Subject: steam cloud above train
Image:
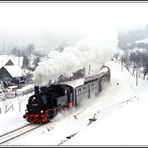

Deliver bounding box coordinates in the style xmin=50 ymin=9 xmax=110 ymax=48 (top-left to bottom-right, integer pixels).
xmin=34 ymin=26 xmax=118 ymax=86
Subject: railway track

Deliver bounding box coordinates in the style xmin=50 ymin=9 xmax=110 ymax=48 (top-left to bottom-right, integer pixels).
xmin=0 ymin=123 xmax=43 ymax=145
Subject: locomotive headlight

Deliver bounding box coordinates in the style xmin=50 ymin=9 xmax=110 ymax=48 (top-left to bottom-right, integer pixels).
xmin=40 ymin=110 xmax=43 ymax=114
xmin=32 ymin=96 xmax=36 ymax=101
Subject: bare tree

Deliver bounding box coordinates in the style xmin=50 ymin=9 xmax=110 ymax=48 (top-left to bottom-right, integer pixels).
xmin=141 ymin=52 xmax=148 ymax=80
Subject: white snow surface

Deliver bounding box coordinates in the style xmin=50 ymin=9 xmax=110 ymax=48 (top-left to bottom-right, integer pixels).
xmin=0 ymin=61 xmax=148 ymax=146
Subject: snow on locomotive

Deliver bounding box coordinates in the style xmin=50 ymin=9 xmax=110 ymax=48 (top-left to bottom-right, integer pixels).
xmin=23 ymin=65 xmax=110 ymax=123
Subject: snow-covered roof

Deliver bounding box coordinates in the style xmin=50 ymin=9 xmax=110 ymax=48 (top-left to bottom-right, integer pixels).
xmin=0 ymin=55 xmax=23 ymax=68
xmin=4 ymin=65 xmax=25 ymax=78
xmin=60 ymin=78 xmax=85 ymax=88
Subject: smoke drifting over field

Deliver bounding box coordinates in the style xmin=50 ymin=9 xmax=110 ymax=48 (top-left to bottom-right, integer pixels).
xmin=34 ymin=26 xmax=118 ymax=86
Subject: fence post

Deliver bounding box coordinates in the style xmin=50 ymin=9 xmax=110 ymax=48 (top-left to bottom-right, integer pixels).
xmin=19 ymin=102 xmax=21 ymax=112
xmin=5 ymin=104 xmax=14 ymax=113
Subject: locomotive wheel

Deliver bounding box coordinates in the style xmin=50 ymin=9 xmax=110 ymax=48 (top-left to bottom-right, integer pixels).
xmin=48 ymin=109 xmax=57 ymax=119
xmin=23 ymin=114 xmax=27 ymax=118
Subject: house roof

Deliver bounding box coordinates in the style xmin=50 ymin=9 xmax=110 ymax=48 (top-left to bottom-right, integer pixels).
xmin=4 ymin=65 xmax=25 ymax=78
xmin=0 ymin=55 xmax=23 ymax=68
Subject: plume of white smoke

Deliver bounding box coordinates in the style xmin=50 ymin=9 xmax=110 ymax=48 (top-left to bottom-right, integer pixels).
xmin=34 ymin=26 xmax=118 ymax=86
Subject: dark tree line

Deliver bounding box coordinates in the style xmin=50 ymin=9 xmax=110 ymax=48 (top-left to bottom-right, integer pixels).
xmin=10 ymin=43 xmax=42 ymax=71
xmin=117 ymin=24 xmax=148 ymax=80
xmin=120 ymin=49 xmax=148 ymax=80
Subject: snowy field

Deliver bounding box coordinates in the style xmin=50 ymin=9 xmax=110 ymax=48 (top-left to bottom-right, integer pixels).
xmin=0 ymin=61 xmax=148 ymax=146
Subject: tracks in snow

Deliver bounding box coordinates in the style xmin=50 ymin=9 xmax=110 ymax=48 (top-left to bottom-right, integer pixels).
xmin=0 ymin=96 xmax=139 ymax=145
xmin=0 ymin=123 xmax=43 ymax=145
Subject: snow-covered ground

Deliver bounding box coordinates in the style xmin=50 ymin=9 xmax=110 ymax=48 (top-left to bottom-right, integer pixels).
xmin=0 ymin=61 xmax=148 ymax=146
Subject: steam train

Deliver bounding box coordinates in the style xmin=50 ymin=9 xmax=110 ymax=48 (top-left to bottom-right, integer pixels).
xmin=23 ymin=66 xmax=110 ymax=123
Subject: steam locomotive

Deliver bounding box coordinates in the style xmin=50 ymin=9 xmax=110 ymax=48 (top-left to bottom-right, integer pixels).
xmin=23 ymin=66 xmax=110 ymax=123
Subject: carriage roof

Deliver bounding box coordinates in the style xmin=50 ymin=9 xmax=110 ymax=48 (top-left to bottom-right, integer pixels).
xmin=60 ymin=78 xmax=85 ymax=88
xmin=60 ymin=66 xmax=110 ymax=88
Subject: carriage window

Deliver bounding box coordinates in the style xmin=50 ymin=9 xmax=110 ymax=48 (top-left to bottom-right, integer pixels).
xmin=76 ymin=90 xmax=78 ymax=95
xmin=85 ymin=86 xmax=87 ymax=91
xmin=91 ymin=83 xmax=94 ymax=88
xmin=83 ymin=87 xmax=85 ymax=92
xmin=78 ymin=88 xmax=81 ymax=95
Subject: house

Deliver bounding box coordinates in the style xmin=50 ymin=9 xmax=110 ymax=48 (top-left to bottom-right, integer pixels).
xmin=0 ymin=65 xmax=26 ymax=88
xmin=0 ymin=55 xmax=23 ymax=68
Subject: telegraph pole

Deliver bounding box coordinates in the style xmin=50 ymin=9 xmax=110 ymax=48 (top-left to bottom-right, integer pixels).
xmin=18 ymin=50 xmax=20 ymax=67
xmin=88 ymin=65 xmax=91 ymax=76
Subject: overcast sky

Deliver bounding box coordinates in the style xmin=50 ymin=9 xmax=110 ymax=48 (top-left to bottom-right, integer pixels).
xmin=0 ymin=2 xmax=148 ymax=50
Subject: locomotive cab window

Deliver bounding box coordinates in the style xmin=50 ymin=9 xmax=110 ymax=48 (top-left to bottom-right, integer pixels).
xmin=64 ymin=89 xmax=67 ymax=95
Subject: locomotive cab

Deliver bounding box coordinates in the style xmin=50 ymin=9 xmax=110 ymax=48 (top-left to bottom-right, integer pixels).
xmin=48 ymin=84 xmax=73 ymax=108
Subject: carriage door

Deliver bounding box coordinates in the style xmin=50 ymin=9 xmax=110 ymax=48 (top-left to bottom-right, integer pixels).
xmin=88 ymin=84 xmax=90 ymax=99
xmin=98 ymin=79 xmax=102 ymax=92
xmin=74 ymin=89 xmax=77 ymax=106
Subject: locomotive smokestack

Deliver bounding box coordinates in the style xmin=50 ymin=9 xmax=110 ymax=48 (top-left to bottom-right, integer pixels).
xmin=34 ymin=86 xmax=40 ymax=95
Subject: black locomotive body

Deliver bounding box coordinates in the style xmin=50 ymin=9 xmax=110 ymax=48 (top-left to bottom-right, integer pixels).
xmin=23 ymin=65 xmax=110 ymax=123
